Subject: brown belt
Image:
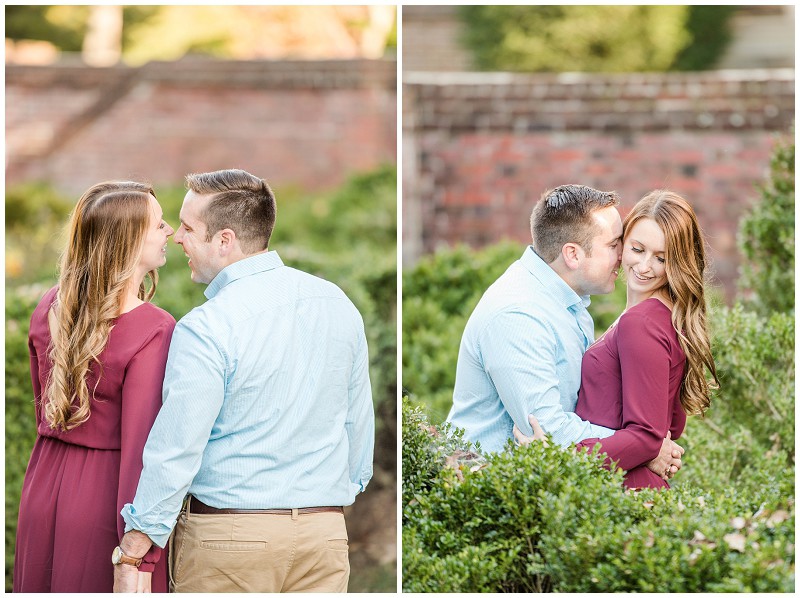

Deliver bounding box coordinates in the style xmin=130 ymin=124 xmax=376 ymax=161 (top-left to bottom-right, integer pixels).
xmin=188 ymin=496 xmax=343 ymax=516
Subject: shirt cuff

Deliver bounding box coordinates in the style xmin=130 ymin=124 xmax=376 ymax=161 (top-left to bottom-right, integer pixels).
xmin=121 ymin=503 xmax=174 ymax=549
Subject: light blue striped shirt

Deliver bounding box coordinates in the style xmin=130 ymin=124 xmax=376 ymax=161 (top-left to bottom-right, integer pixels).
xmin=122 ymin=251 xmax=374 ymax=547
xmin=447 ymin=246 xmax=614 ymax=453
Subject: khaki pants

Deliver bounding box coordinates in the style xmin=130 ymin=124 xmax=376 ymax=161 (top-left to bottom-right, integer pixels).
xmin=169 ymin=505 xmax=350 ymax=593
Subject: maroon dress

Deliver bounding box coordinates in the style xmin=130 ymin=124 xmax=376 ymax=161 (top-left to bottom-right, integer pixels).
xmin=13 ymin=286 xmax=175 ymax=592
xmin=575 ymin=298 xmax=687 ymax=489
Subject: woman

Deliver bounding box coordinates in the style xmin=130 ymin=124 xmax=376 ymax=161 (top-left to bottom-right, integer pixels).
xmin=14 ymin=181 xmax=175 ymax=592
xmin=518 ymin=190 xmax=719 ymax=490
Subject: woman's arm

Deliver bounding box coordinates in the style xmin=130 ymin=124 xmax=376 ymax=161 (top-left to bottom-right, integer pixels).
xmin=117 ymin=317 xmax=175 ymax=572
xmin=28 ymin=335 xmax=43 ymax=427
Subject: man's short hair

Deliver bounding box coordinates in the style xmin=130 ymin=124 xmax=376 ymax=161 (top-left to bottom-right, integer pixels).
xmin=186 ymin=169 xmax=276 ymax=254
xmin=530 ymin=184 xmax=619 ymax=263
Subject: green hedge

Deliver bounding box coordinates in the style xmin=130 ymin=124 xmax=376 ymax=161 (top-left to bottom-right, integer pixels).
xmin=5 ymin=166 xmax=397 ymax=591
xmin=402 ymin=395 xmax=794 ymax=592
xmin=401 ymin=246 xmax=795 ymax=591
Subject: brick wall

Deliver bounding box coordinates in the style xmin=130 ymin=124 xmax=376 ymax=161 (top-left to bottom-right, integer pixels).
xmin=7 ymin=58 xmax=396 ymax=195
xmin=403 ymin=69 xmax=795 ymax=301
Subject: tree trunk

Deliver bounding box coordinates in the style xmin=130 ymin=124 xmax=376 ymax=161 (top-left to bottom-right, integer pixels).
xmin=83 ymin=5 xmax=123 ymax=66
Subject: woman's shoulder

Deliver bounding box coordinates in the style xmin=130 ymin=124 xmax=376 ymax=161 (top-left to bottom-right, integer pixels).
xmin=115 ymin=302 xmax=176 ymax=345
xmin=622 ymin=297 xmax=672 ymax=321
xmin=32 ymin=284 xmax=58 ymax=312
xmin=109 ymin=303 xmax=176 ymax=361
xmin=617 ymin=298 xmax=676 ymax=339
xmin=121 ymin=302 xmax=176 ymax=326
xmin=29 ymin=285 xmax=59 ymax=332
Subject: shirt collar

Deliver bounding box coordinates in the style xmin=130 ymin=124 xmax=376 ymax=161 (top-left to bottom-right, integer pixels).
xmin=204 ymin=250 xmax=284 ymax=299
xmin=519 ymin=246 xmax=591 ymax=310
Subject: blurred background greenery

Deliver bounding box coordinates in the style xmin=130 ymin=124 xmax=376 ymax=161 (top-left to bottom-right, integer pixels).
xmin=6 ymin=5 xmax=397 ymax=64
xmin=6 ymin=165 xmax=397 ymax=592
xmin=458 ymin=5 xmax=736 ymax=73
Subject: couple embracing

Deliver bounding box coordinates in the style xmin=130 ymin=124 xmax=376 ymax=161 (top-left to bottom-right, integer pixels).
xmin=14 ymin=169 xmax=375 ymax=593
xmin=449 ymin=184 xmax=719 ymax=489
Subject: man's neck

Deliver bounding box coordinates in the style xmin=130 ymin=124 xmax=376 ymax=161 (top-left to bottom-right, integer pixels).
xmin=546 ymin=255 xmax=583 ymax=297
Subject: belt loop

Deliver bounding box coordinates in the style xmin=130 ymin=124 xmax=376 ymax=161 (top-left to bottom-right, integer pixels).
xmin=184 ymin=495 xmax=192 ymax=521
xmin=291 ymin=508 xmax=299 ymax=521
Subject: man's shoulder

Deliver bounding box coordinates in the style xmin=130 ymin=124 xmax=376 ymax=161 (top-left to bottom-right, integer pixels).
xmin=280 ymin=267 xmax=363 ymax=320
xmin=474 ymin=261 xmax=554 ymax=317
xmin=288 ymin=266 xmax=350 ymax=299
xmin=176 ymin=267 xmax=360 ymax=329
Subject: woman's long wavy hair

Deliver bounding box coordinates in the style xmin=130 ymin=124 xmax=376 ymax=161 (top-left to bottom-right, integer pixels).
xmin=623 ymin=190 xmax=720 ymax=416
xmin=44 ymin=182 xmax=158 ymax=431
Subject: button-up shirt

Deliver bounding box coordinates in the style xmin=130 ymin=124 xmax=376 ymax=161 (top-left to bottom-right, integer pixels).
xmin=447 ymin=246 xmax=614 ymax=453
xmin=122 ymin=251 xmax=374 ymax=547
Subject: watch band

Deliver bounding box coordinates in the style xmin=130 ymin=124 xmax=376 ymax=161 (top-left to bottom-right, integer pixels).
xmin=112 ymin=545 xmax=143 ymax=567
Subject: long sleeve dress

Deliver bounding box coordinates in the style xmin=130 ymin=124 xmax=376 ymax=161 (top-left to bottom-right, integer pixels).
xmin=13 ymin=286 xmax=175 ymax=592
xmin=574 ymin=298 xmax=687 ymax=489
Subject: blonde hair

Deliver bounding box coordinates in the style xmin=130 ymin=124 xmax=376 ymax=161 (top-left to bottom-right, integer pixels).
xmin=44 ymin=181 xmax=158 ymax=430
xmin=623 ymin=190 xmax=720 ymax=416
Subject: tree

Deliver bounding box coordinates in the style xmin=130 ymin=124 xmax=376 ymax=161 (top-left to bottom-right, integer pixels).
xmin=5 ymin=5 xmax=158 ymax=62
xmin=6 ymin=6 xmax=396 ymax=65
xmin=737 ymin=134 xmax=795 ymax=315
xmin=5 ymin=5 xmax=88 ymax=51
xmin=82 ymin=6 xmax=122 ymax=66
xmin=458 ymin=6 xmax=735 ymax=73
xmin=672 ymin=6 xmax=738 ymax=71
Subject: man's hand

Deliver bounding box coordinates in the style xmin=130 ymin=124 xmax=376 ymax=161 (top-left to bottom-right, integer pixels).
xmin=113 ymin=530 xmax=154 ymax=593
xmin=646 ymin=431 xmax=684 ymax=481
xmin=137 ymin=571 xmax=152 ymax=593
xmin=512 ymin=414 xmax=549 ymax=447
xmin=113 ymin=564 xmax=140 ymax=593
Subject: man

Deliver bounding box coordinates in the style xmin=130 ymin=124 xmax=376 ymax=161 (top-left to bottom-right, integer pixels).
xmin=447 ymin=184 xmax=681 ymax=476
xmin=113 ymin=169 xmax=374 ymax=592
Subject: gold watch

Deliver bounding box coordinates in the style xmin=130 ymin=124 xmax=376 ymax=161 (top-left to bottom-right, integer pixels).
xmin=111 ymin=545 xmax=143 ymax=567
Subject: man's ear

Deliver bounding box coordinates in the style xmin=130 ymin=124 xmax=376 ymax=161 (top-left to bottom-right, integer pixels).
xmin=561 ymin=243 xmax=583 ymax=271
xmin=217 ymin=229 xmax=237 ymax=256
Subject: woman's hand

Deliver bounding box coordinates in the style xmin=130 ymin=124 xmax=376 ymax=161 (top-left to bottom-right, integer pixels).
xmin=513 ymin=414 xmax=548 ymax=447
xmin=645 ymin=431 xmax=684 ymax=481
xmin=137 ymin=571 xmax=152 ymax=593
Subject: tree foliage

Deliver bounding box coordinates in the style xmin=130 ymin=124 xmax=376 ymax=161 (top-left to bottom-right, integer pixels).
xmin=459 ymin=5 xmax=736 ymax=72
xmin=737 ymin=135 xmax=795 ymax=315
xmin=5 ymin=5 xmax=396 ymax=64
xmin=5 ymin=6 xmax=158 ymax=52
xmin=671 ymin=6 xmax=738 ymax=71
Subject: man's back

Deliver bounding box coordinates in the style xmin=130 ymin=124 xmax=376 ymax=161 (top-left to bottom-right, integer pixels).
xmin=127 ymin=251 xmax=374 ymax=545
xmin=178 ymin=253 xmax=373 ymax=507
